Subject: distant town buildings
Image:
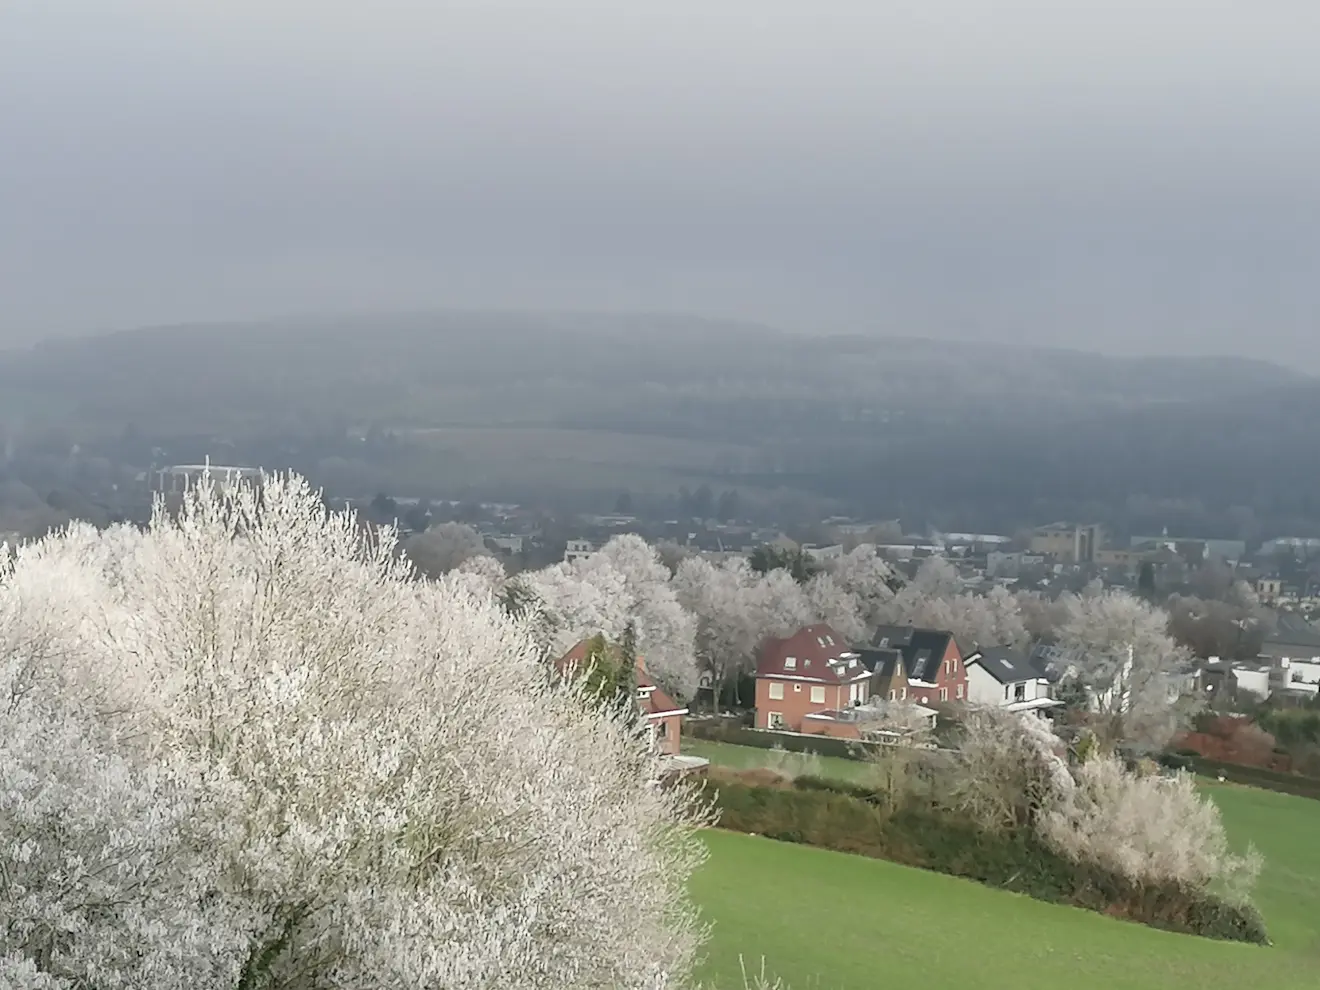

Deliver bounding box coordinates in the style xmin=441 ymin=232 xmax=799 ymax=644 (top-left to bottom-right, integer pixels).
xmin=153 ymin=463 xmax=262 ymax=494
xmin=1028 ymin=523 xmax=1104 ymax=564
xmin=563 ymin=539 xmax=598 ymax=564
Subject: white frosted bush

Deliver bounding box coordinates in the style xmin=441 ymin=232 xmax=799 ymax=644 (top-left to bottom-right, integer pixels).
xmin=0 ymin=473 xmax=712 ymax=989
xmin=1038 ymin=756 xmax=1261 ymax=901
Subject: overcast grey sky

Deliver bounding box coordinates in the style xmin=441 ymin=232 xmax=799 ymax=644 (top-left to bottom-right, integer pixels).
xmin=2 ymin=1 xmax=1318 ymax=365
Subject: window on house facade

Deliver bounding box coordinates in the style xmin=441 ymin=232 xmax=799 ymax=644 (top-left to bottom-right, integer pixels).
xmin=940 ymin=687 xmax=948 ymax=702
xmin=784 ymin=656 xmax=797 ymax=669
xmin=768 ymin=712 xmax=786 ymax=729
xmin=1014 ymin=682 xmax=1027 ymax=702
xmin=769 ymin=682 xmax=784 ymax=700
xmin=889 ymin=689 xmax=896 ymax=701
xmin=956 ymin=683 xmax=964 ymax=699
xmin=810 ymin=686 xmax=826 ymax=704
xmin=900 ymin=687 xmax=907 ymax=700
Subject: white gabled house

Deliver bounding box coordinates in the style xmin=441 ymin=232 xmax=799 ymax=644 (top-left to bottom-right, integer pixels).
xmin=963 ymin=646 xmax=1063 ymax=716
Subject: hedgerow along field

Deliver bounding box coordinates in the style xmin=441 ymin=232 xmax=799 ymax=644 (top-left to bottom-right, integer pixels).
xmin=689 ymin=753 xmax=1320 ymax=989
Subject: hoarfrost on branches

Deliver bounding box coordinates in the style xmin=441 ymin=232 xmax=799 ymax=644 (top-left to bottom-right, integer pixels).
xmin=527 ymin=534 xmax=700 ymax=698
xmin=1055 ymin=586 xmax=1195 ymax=748
xmin=401 ymin=520 xmax=490 ymax=577
xmin=0 ymin=474 xmax=712 ymax=989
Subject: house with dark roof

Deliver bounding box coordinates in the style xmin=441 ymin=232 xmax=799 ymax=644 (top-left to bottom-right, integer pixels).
xmin=860 ymin=624 xmax=969 ymax=707
xmin=754 ymin=624 xmax=874 ymax=731
xmin=963 ymin=645 xmax=1062 ymax=714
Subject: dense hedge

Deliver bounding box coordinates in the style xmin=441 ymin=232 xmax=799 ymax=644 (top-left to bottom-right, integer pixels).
xmin=682 ymin=718 xmax=873 ymax=760
xmin=703 ymin=771 xmax=1269 ymax=945
xmin=1161 ymin=751 xmax=1320 ymax=801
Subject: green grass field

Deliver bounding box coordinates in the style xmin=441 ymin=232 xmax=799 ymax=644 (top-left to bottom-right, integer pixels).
xmin=689 ymin=745 xmax=1320 ymax=990
xmin=682 ymin=739 xmax=877 ymax=785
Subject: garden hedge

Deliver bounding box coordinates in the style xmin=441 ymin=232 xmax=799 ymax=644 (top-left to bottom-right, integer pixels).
xmin=1160 ymin=752 xmax=1320 ymax=801
xmin=682 ymin=718 xmax=873 ymax=760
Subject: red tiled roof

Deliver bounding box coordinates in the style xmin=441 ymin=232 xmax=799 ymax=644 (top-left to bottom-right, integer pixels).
xmin=557 ymin=639 xmax=686 ymax=718
xmin=756 ymin=624 xmax=870 ymax=685
xmin=554 ymin=638 xmax=597 ymax=675
xmin=637 ymin=673 xmax=685 ymax=718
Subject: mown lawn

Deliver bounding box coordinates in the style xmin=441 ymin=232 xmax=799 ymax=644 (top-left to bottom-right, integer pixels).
xmin=1206 ymin=782 xmax=1320 ymax=953
xmin=690 ymin=754 xmax=1320 ymax=989
xmin=682 ymin=739 xmax=876 ymax=784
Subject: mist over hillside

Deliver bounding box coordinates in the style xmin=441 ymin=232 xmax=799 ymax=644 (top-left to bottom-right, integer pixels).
xmin=0 ymin=311 xmax=1305 ymax=431
xmin=0 ymin=311 xmax=1315 ymax=538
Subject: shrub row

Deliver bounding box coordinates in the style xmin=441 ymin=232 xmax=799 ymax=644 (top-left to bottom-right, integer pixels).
xmin=702 ymin=770 xmax=1269 ymax=945
xmin=682 ymin=719 xmax=873 ymax=760
xmin=1162 ymin=751 xmax=1320 ymax=801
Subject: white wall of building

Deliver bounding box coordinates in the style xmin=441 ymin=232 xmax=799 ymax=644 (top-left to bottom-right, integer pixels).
xmin=966 ymin=662 xmax=1051 ymax=707
xmin=1232 ymin=667 xmax=1271 ymax=699
xmin=1281 ymin=658 xmax=1320 ymax=697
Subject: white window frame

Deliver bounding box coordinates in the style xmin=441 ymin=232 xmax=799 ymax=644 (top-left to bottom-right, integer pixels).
xmin=784 ymin=656 xmax=797 ymax=669
xmin=768 ymin=682 xmax=784 ymax=701
xmin=940 ymin=687 xmax=948 ymax=702
xmin=956 ymin=683 xmax=964 ymax=699
xmin=810 ymin=685 xmax=826 ymax=704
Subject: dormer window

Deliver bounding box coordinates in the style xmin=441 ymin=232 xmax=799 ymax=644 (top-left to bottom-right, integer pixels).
xmin=784 ymin=656 xmax=797 ymax=670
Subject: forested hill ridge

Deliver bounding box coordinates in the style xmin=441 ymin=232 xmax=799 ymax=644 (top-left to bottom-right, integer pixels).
xmin=0 ymin=311 xmax=1306 ymax=434
xmin=0 ymin=311 xmax=1315 ymax=537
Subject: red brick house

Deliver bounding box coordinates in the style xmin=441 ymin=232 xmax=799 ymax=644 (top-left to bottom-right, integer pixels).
xmin=861 ymin=625 xmax=969 ymax=706
xmin=556 ymin=638 xmax=689 ymax=756
xmin=755 ymin=623 xmax=874 ymax=731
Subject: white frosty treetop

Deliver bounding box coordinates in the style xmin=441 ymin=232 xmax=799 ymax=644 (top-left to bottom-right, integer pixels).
xmin=0 ymin=472 xmax=711 ymax=990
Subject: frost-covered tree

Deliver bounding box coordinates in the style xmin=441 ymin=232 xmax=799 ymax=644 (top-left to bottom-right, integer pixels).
xmin=821 ymin=545 xmax=898 ymax=634
xmin=401 ymin=521 xmax=490 ymax=577
xmin=908 ymin=556 xmax=963 ymax=598
xmin=1014 ymin=589 xmax=1068 ymax=642
xmin=671 ymin=556 xmax=763 ymax=706
xmin=940 ymin=706 xmax=1074 ymax=834
xmin=527 ymin=535 xmax=700 ymax=698
xmin=803 ymin=572 xmax=866 ymax=645
xmin=1056 ymin=586 xmax=1195 ymax=748
xmin=446 ymin=552 xmax=509 ymax=599
xmin=0 ymin=474 xmax=712 ymax=989
xmin=745 ymin=567 xmax=814 ymax=640
xmin=875 ymin=572 xmax=1028 ymax=653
